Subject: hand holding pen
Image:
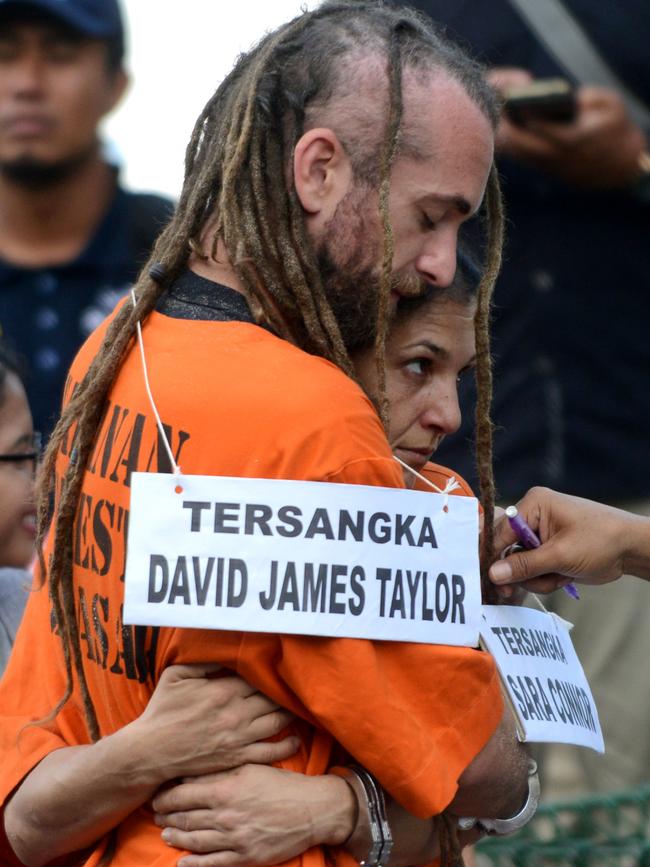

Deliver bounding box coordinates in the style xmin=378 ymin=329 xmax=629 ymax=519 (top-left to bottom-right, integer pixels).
xmin=489 ymin=487 xmax=650 ymax=595
xmin=503 ymin=506 xmax=580 ymax=600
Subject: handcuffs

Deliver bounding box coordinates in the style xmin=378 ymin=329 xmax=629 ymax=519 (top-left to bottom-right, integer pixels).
xmin=331 ymin=755 xmax=540 ymax=867
xmin=330 ymin=765 xmax=394 ymax=867
xmin=458 ymin=758 xmax=541 ymax=836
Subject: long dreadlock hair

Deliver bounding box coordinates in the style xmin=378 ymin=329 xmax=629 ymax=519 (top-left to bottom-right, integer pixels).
xmin=35 ymin=3 xmax=503 ymax=862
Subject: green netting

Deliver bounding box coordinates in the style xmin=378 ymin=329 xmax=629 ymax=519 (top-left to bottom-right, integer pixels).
xmin=476 ymin=784 xmax=650 ymax=866
xmin=476 ymin=840 xmax=650 ymax=866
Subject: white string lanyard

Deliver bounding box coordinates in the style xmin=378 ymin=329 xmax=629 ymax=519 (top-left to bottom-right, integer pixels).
xmin=131 ymin=288 xmax=464 ymax=510
xmin=393 ymin=454 xmax=460 ymax=513
xmin=131 ymin=289 xmax=183 ymax=484
xmin=393 ymin=454 xmax=550 ymax=610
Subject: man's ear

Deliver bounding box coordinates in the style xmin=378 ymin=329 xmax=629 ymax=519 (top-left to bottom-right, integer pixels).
xmin=103 ymin=68 xmax=130 ymax=117
xmin=293 ymin=128 xmax=353 ymax=225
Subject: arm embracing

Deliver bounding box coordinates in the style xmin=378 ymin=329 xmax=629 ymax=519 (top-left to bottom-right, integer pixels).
xmin=152 ymin=639 xmax=530 ymax=867
xmin=4 ymin=666 xmax=297 ymax=867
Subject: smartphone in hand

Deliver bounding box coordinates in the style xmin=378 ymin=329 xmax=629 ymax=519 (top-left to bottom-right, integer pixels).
xmin=503 ymin=78 xmax=577 ymax=125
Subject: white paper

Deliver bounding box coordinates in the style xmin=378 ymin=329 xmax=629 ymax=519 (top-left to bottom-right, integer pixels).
xmin=124 ymin=472 xmax=482 ymax=646
xmin=481 ymin=605 xmax=604 ymax=753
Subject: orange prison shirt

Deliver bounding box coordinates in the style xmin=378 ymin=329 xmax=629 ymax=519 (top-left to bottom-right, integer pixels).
xmin=0 ymin=304 xmax=502 ymax=866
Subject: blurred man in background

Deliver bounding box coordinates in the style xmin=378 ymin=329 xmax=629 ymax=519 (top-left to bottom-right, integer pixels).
xmin=0 ymin=0 xmax=173 ymax=439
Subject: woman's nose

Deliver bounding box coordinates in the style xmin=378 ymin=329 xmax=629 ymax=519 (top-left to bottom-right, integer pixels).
xmin=421 ymin=385 xmax=462 ymax=435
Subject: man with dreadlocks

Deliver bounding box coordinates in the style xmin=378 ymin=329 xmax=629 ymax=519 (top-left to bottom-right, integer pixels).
xmin=0 ymin=3 xmax=533 ymax=866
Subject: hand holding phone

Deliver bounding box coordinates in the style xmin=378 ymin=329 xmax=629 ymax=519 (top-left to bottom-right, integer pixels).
xmin=503 ymin=78 xmax=577 ymax=125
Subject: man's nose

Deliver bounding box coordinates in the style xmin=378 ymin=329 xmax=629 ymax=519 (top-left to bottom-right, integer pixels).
xmin=10 ymin=53 xmax=46 ymax=97
xmin=414 ymin=230 xmax=458 ymax=288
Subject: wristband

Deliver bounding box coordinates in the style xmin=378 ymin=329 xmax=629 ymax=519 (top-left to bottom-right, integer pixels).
xmin=330 ymin=766 xmax=393 ymax=866
xmin=458 ymin=758 xmax=540 ymax=837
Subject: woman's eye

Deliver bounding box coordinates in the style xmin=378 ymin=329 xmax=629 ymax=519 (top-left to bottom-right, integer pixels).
xmin=419 ymin=212 xmax=437 ymax=231
xmin=405 ymin=359 xmax=431 ymax=376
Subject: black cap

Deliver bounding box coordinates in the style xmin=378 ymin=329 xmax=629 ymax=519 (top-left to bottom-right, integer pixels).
xmin=0 ymin=0 xmax=123 ymax=42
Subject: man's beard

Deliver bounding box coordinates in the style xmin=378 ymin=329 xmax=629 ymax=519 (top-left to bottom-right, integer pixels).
xmin=315 ymin=184 xmax=427 ymax=353
xmin=316 ymin=243 xmax=381 ymax=353
xmin=0 ymin=151 xmax=92 ymax=190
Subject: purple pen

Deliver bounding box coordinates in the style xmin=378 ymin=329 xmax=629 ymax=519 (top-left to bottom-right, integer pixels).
xmin=505 ymin=506 xmax=580 ymax=600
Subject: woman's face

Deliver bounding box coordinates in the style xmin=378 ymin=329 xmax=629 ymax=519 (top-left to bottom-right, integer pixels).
xmin=355 ymin=297 xmax=476 ymax=484
xmin=0 ymin=372 xmax=37 ymax=568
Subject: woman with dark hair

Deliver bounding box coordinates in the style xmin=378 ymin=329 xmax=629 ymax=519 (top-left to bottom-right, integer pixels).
xmin=0 ymin=342 xmax=38 ymax=673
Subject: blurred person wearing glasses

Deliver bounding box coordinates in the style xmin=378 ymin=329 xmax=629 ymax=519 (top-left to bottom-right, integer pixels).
xmin=0 ymin=341 xmax=38 ymax=674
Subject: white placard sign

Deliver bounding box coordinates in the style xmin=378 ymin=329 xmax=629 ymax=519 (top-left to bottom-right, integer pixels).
xmin=480 ymin=605 xmax=604 ymax=752
xmin=123 ymin=472 xmax=482 ymax=646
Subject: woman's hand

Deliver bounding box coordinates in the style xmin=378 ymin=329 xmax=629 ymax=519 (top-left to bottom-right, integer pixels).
xmin=127 ymin=665 xmax=299 ymax=787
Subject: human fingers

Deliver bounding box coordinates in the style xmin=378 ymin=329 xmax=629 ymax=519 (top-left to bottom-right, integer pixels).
xmin=176 ymin=853 xmax=245 ymax=867
xmin=131 ymin=672 xmax=285 ymax=784
xmin=213 ymin=693 xmax=298 ymax=767
xmin=496 ymin=487 xmax=635 ymax=581
xmin=153 ymin=781 xmax=207 ymax=815
xmin=233 ymin=734 xmax=300 ymax=766
xmin=486 ymin=66 xmax=533 ymax=93
xmin=241 ymin=692 xmax=290 ymax=722
xmin=493 ymin=582 xmax=529 ymax=606
xmin=489 ymin=542 xmax=576 ymax=589
xmin=575 ymin=85 xmax=623 ymax=111
xmin=162 ymin=828 xmax=238 ymax=856
xmin=490 ymin=544 xmax=550 ymax=585
xmin=492 ymin=562 xmax=573 ymax=596
xmin=492 ymin=510 xmax=518 ymax=555
xmin=177 ymin=855 xmax=245 ymax=867
xmin=156 ymin=808 xmax=218 ymax=834
xmin=159 ymin=664 xmax=224 ymax=683
xmin=158 ymin=765 xmax=330 ymax=867
xmin=141 ymin=671 xmax=267 ymax=735
xmin=155 ymin=669 xmax=263 ymax=704
xmin=574 ymin=87 xmax=646 ymax=147
xmin=241 ymin=703 xmax=294 ymax=738
xmin=208 ymin=675 xmax=264 ymax=698
xmin=158 ymin=673 xmax=288 ymax=728
xmin=494 ymin=115 xmax=560 ymax=160
xmin=162 ymin=825 xmax=247 ymax=856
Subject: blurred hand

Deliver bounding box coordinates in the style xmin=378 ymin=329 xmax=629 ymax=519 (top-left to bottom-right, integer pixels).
xmin=487 ymin=66 xmax=534 ymax=94
xmin=488 ymin=69 xmax=647 ymax=189
xmin=152 ymin=765 xmax=355 ymax=867
xmin=127 ymin=665 xmax=299 ymax=787
xmin=489 ymin=487 xmax=650 ymax=596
